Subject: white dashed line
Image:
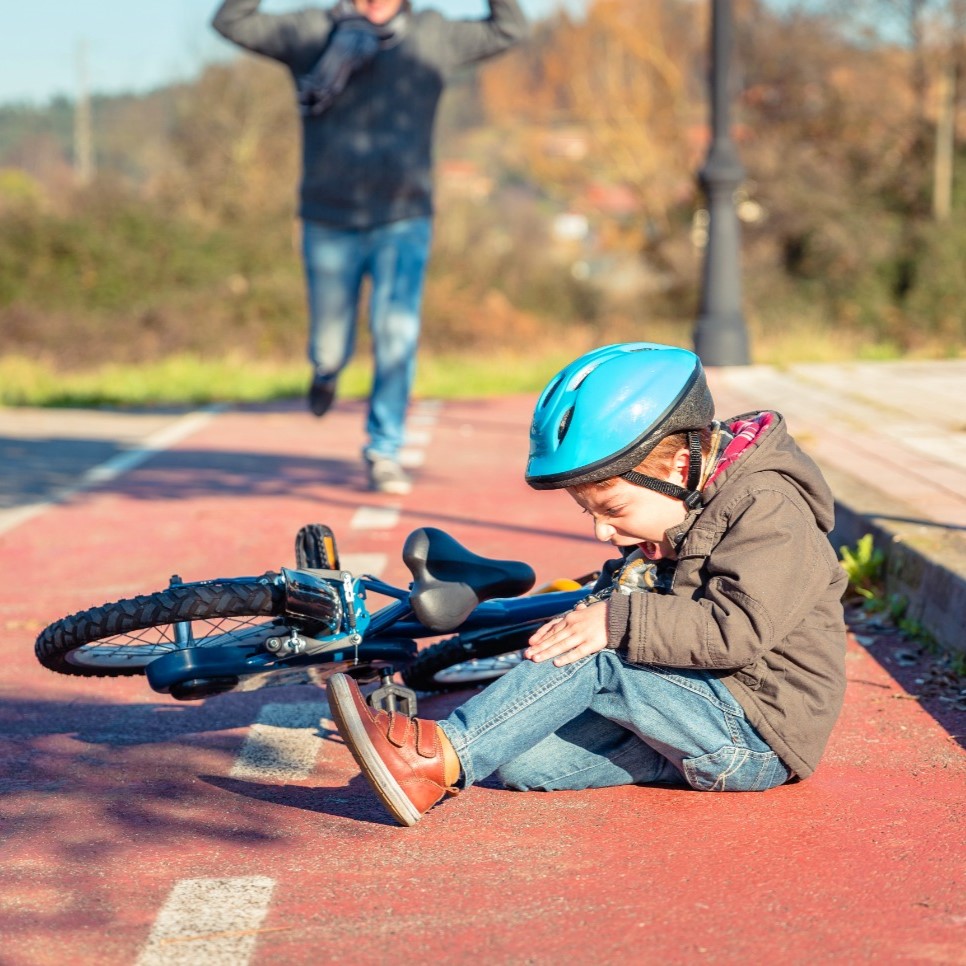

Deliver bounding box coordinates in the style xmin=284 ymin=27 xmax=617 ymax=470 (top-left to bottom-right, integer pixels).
xmin=408 ymin=401 xmax=440 ymax=427
xmin=137 ymin=876 xmax=275 ymax=966
xmin=398 ymin=447 xmax=425 ymax=468
xmin=338 ymin=553 xmax=388 ymax=577
xmin=414 ymin=399 xmax=442 ymax=415
xmin=337 ymin=403 xmax=436 ymax=583
xmin=404 ymin=429 xmax=433 ymax=447
xmin=350 ymin=505 xmax=401 ymax=530
xmin=229 ymin=702 xmax=332 ymax=782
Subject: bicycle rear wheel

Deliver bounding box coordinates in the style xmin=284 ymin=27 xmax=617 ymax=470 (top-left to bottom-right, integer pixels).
xmin=401 ymin=623 xmax=538 ymax=692
xmin=402 ymin=577 xmax=595 ymax=692
xmin=35 ymin=576 xmax=285 ymax=678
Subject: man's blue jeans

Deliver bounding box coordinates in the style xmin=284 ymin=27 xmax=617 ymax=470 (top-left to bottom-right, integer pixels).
xmin=302 ymin=217 xmax=432 ymax=460
xmin=439 ymin=651 xmax=791 ymax=792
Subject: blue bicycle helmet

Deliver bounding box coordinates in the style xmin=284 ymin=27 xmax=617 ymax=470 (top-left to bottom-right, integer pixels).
xmin=526 ymin=342 xmax=714 ymax=507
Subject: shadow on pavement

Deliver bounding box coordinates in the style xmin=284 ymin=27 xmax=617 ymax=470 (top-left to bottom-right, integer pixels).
xmin=200 ymin=772 xmax=400 ymax=827
xmin=3 ymin=440 xmax=592 ymax=544
xmin=0 ymin=436 xmax=126 ymax=509
xmin=0 ymin=683 xmax=484 ymax=869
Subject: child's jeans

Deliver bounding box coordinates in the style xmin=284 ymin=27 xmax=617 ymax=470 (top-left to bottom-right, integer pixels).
xmin=438 ymin=650 xmax=791 ymax=792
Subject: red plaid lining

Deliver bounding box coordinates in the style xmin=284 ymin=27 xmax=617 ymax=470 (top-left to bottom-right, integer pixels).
xmin=705 ymin=413 xmax=774 ymax=488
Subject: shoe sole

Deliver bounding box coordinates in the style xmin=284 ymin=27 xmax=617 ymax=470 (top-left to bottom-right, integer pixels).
xmin=327 ymin=674 xmax=421 ymax=827
xmin=309 ymin=399 xmax=335 ymax=418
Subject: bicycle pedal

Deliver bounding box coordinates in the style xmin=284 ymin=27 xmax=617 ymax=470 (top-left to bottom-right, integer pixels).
xmin=294 ymin=523 xmax=340 ymax=570
xmin=367 ymin=669 xmax=418 ymax=717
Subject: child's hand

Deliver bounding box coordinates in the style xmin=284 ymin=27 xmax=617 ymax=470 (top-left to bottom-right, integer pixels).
xmin=525 ymin=601 xmax=609 ymax=667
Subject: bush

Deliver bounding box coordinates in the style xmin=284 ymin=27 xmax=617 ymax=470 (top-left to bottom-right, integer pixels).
xmin=900 ymin=218 xmax=966 ymax=348
xmin=0 ymin=194 xmax=305 ymax=368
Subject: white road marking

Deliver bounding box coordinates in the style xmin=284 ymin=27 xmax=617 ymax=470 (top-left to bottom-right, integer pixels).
xmin=0 ymin=504 xmax=48 ymax=535
xmin=339 ymin=553 xmax=387 ymax=577
xmin=229 ymin=702 xmax=332 ymax=781
xmin=404 ymin=429 xmax=433 ymax=447
xmin=350 ymin=505 xmax=401 ymax=530
xmin=398 ymin=447 xmax=424 ymax=468
xmin=0 ymin=407 xmax=222 ymax=537
xmin=85 ymin=409 xmax=222 ymax=484
xmin=407 ymin=399 xmax=440 ymax=429
xmin=136 ymin=876 xmax=275 ymax=966
xmin=407 ymin=413 xmax=436 ymax=426
xmin=414 ymin=399 xmax=442 ymax=415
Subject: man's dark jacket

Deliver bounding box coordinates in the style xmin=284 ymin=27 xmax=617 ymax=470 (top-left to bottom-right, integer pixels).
xmin=212 ymin=0 xmax=527 ymax=228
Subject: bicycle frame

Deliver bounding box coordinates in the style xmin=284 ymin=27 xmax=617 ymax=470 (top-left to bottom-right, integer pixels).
xmin=144 ymin=568 xmax=588 ymax=698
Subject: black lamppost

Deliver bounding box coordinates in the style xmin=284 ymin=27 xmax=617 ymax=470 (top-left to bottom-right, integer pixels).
xmin=693 ymin=0 xmax=750 ymax=366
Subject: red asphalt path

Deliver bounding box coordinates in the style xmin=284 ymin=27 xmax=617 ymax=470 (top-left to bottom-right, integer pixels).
xmin=1 ymin=396 xmax=963 ymax=964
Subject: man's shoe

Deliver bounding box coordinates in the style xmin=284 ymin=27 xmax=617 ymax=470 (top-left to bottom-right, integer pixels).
xmin=308 ymin=373 xmax=337 ymax=418
xmin=326 ymin=672 xmax=457 ymax=826
xmin=366 ymin=456 xmax=412 ymax=495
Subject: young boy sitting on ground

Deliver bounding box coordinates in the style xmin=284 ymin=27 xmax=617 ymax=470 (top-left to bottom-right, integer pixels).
xmin=326 ymin=342 xmax=849 ymax=826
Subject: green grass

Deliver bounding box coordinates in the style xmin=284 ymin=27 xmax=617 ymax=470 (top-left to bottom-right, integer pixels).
xmin=413 ymin=350 xmax=582 ymax=398
xmin=0 ymin=350 xmax=581 ymax=408
xmin=1 ymin=326 xmax=959 ymax=410
xmin=839 ymin=534 xmax=885 ymax=601
xmin=0 ymin=354 xmax=305 ymax=408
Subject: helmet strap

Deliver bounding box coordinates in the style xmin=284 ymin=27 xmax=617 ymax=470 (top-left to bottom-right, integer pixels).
xmin=620 ymin=431 xmax=704 ymax=510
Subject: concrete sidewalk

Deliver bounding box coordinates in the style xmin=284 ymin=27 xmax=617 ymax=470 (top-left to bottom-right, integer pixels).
xmin=708 ymin=360 xmax=966 ymax=657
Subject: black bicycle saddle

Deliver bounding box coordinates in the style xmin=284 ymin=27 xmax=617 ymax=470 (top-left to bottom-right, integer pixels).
xmin=402 ymin=527 xmax=537 ymax=633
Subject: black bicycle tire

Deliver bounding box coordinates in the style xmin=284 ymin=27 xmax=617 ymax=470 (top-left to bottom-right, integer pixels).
xmin=401 ymin=624 xmax=538 ymax=692
xmin=35 ymin=576 xmax=285 ymax=679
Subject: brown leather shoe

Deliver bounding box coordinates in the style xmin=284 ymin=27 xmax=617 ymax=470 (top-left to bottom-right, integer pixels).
xmin=326 ymin=672 xmax=458 ymax=826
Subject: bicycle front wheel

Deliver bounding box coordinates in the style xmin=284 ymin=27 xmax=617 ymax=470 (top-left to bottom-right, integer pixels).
xmin=35 ymin=576 xmax=285 ymax=678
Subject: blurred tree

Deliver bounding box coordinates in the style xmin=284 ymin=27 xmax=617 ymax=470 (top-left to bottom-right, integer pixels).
xmin=479 ymin=0 xmax=703 ymax=237
xmin=155 ymin=59 xmax=298 ymax=224
xmin=1 ymin=0 xmax=963 ymax=363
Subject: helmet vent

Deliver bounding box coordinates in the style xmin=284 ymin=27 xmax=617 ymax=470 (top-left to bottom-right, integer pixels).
xmin=567 ymin=362 xmax=597 ymax=392
xmin=557 ymin=406 xmax=574 ymax=443
xmin=539 ymin=374 xmax=563 ymax=409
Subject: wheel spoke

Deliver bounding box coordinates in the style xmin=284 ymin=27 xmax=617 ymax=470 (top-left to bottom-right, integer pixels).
xmin=37 ymin=576 xmax=283 ymax=678
xmin=432 ymin=651 xmax=524 ymax=686
xmin=66 ymin=614 xmax=282 ymax=669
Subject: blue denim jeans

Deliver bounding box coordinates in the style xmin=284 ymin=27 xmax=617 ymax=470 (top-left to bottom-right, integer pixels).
xmin=439 ymin=651 xmax=791 ymax=792
xmin=302 ymin=217 xmax=432 ymax=460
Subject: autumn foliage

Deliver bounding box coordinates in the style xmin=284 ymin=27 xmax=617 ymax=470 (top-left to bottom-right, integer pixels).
xmin=1 ymin=0 xmax=964 ymax=371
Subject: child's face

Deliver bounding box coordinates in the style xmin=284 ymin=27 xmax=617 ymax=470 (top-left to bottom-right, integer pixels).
xmin=567 ymin=450 xmax=690 ymax=561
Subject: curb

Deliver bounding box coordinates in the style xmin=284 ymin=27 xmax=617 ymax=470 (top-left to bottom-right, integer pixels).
xmin=826 ymin=463 xmax=966 ymax=657
xmin=705 ymin=361 xmax=966 ymax=663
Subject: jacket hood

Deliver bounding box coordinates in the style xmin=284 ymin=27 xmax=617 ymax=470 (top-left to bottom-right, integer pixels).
xmin=702 ymin=412 xmax=837 ymax=534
